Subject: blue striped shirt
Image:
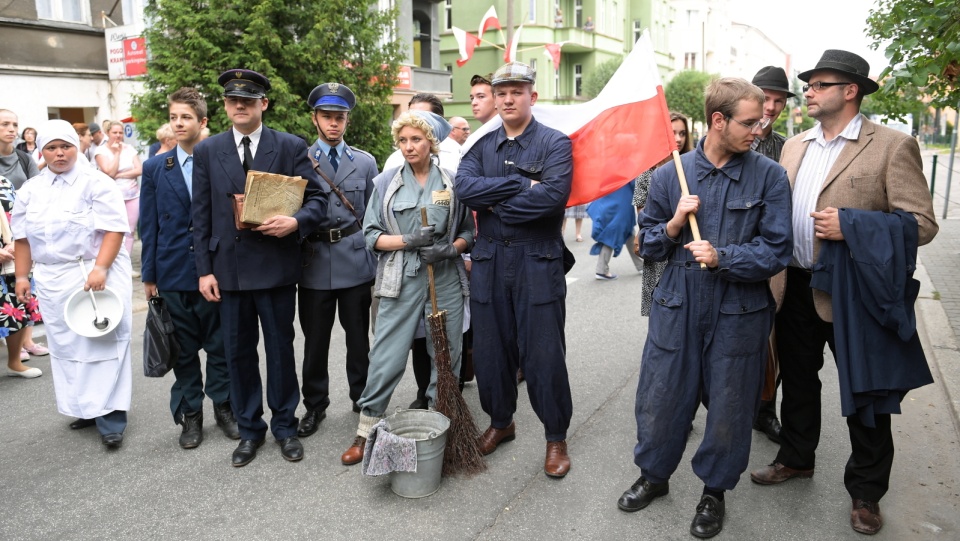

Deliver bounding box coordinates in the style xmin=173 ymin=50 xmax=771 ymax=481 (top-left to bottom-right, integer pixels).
xmin=791 ymin=114 xmax=863 ymax=268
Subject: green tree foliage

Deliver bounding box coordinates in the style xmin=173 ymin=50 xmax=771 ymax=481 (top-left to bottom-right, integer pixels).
xmin=132 ymin=0 xmax=404 ymax=164
xmin=866 ymin=0 xmax=960 ymax=117
xmin=582 ymin=56 xmax=623 ymax=98
xmin=664 ymin=71 xmax=715 ymax=125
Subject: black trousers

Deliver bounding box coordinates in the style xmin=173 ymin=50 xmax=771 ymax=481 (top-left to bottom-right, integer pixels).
xmin=221 ymin=285 xmax=300 ymax=440
xmin=298 ymin=281 xmax=373 ymax=412
xmin=775 ymin=267 xmax=894 ymax=501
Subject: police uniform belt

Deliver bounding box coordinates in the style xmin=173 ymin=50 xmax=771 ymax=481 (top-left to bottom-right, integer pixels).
xmin=308 ymin=224 xmax=361 ymax=243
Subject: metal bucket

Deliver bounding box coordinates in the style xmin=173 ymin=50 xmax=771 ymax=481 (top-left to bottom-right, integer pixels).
xmin=385 ymin=409 xmax=450 ymax=499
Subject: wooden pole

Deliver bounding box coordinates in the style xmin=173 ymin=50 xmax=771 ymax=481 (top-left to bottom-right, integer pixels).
xmin=671 ymin=150 xmax=706 ymax=268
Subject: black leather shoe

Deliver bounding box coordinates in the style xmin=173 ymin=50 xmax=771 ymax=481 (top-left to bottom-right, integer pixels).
xmin=617 ymin=476 xmax=669 ymax=512
xmin=101 ymin=433 xmax=123 ymax=449
xmin=179 ymin=410 xmax=203 ymax=449
xmin=408 ymin=397 xmax=429 ymax=410
xmin=278 ymin=436 xmax=304 ymax=462
xmin=297 ymin=409 xmax=326 ymax=437
xmin=753 ymin=413 xmax=782 ymax=443
xmin=231 ymin=438 xmax=265 ymax=467
xmin=214 ymin=401 xmax=241 ymax=440
xmin=70 ymin=418 xmax=96 ymax=430
xmin=690 ymin=495 xmax=725 ymax=538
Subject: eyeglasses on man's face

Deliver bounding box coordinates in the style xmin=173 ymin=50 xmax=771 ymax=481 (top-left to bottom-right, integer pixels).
xmin=802 ymin=81 xmax=851 ymax=93
xmin=452 ymin=126 xmax=470 ymax=133
xmin=725 ymin=116 xmax=771 ymax=133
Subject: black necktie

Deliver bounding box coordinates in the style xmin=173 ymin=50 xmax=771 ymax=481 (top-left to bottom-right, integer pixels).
xmin=328 ymin=147 xmax=339 ymax=172
xmin=241 ymin=136 xmax=253 ymax=173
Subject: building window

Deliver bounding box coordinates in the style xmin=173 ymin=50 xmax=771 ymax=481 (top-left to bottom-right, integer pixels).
xmin=529 ymin=0 xmax=536 ymax=22
xmin=36 ymin=0 xmax=90 ymax=24
xmin=446 ymin=64 xmax=453 ymax=93
xmin=445 ymin=0 xmax=452 ymax=30
xmin=574 ymin=64 xmax=582 ymax=96
xmin=684 ymin=52 xmax=697 ymax=70
xmin=633 ymin=19 xmax=642 ymax=44
xmin=575 ymin=0 xmax=583 ymax=28
xmin=598 ymin=0 xmax=605 ymax=33
xmin=730 ymin=47 xmax=737 ymax=57
xmin=686 ymin=9 xmax=698 ymax=27
xmin=555 ymin=68 xmax=560 ymax=98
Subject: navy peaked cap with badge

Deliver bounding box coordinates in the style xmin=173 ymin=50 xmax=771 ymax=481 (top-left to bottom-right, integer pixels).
xmin=308 ymin=83 xmax=356 ymax=111
xmin=218 ymin=69 xmax=271 ymax=99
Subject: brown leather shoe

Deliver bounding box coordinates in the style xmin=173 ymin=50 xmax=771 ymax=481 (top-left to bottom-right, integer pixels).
xmin=341 ymin=436 xmax=366 ymax=465
xmin=749 ymin=461 xmax=814 ymax=485
xmin=544 ymin=440 xmax=570 ymax=478
xmin=851 ymin=499 xmax=883 ymax=535
xmin=478 ymin=422 xmax=516 ymax=455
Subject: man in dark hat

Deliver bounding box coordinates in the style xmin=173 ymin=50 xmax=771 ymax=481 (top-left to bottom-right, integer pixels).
xmin=750 ymin=66 xmax=795 ymax=164
xmin=296 ymin=83 xmax=378 ymax=441
xmin=455 ymin=61 xmax=575 ymax=478
xmin=192 ymin=68 xmax=326 ymax=467
xmin=749 ymin=50 xmax=938 ymax=535
xmin=748 ymin=65 xmax=795 ymax=445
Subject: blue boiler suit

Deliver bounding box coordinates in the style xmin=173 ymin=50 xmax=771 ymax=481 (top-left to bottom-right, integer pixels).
xmin=455 ymin=119 xmax=574 ymax=441
xmin=634 ymin=140 xmax=793 ymax=490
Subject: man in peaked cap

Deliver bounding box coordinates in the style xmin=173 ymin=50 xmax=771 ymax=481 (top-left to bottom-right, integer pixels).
xmin=192 ymin=68 xmax=326 ymax=467
xmin=749 ymin=50 xmax=938 ymax=535
xmin=455 ymin=61 xmax=576 ymax=478
xmin=296 ymin=83 xmax=379 ymax=442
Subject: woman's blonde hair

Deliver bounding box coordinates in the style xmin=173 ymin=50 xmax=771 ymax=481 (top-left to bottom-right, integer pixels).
xmin=391 ymin=112 xmax=440 ymax=155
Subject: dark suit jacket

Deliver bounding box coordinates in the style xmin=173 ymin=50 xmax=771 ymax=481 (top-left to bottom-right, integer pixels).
xmin=300 ymin=142 xmax=378 ymax=290
xmin=140 ymin=148 xmax=199 ymax=291
xmin=192 ymin=127 xmax=325 ymax=291
xmin=810 ymin=209 xmax=932 ymax=425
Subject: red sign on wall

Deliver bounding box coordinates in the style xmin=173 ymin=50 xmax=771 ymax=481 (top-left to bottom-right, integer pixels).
xmin=123 ymin=37 xmax=147 ymax=77
xmin=395 ymin=66 xmax=412 ymax=89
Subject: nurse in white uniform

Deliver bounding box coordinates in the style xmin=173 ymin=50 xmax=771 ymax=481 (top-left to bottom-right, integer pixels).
xmin=12 ymin=119 xmax=133 ymax=449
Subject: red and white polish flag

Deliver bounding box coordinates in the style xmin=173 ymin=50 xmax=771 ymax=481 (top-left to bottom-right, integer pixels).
xmin=477 ymin=6 xmax=501 ymax=37
xmin=463 ymin=31 xmax=677 ymax=207
xmin=452 ymin=27 xmax=482 ymax=67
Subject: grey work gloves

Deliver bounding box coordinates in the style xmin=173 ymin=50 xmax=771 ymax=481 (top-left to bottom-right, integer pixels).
xmin=402 ymin=225 xmax=435 ymax=251
xmin=419 ymin=243 xmax=458 ymax=264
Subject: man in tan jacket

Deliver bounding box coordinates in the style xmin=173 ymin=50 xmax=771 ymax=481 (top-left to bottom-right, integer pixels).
xmin=749 ymin=50 xmax=938 ymax=535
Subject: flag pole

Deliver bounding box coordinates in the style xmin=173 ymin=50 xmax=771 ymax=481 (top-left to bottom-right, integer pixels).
xmin=671 ymin=150 xmax=706 ymax=268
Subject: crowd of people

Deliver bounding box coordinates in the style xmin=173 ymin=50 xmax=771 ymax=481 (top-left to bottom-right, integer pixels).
xmin=1 ymin=47 xmax=937 ymax=538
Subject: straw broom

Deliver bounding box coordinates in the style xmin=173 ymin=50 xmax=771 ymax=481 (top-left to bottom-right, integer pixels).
xmin=420 ymin=208 xmax=486 ymax=476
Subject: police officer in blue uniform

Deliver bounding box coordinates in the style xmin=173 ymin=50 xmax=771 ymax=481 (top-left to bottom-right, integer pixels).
xmin=455 ymin=61 xmax=575 ymax=479
xmin=296 ymin=83 xmax=379 ymax=437
xmin=192 ymin=69 xmax=326 ymax=467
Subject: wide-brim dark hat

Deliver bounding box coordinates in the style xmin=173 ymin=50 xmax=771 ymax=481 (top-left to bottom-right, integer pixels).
xmin=752 ymin=66 xmax=796 ymax=98
xmin=308 ymin=83 xmax=356 ymax=111
xmin=218 ymin=69 xmax=270 ymax=99
xmin=798 ymin=50 xmax=879 ymax=95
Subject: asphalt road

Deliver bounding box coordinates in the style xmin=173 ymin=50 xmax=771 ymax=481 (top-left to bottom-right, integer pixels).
xmin=1 ymin=223 xmax=958 ymax=540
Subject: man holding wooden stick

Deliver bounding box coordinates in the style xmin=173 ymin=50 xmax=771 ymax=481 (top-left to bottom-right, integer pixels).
xmin=617 ymin=78 xmax=793 ymax=539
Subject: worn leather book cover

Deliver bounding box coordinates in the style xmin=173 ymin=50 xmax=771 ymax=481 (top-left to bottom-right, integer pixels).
xmin=239 ymin=170 xmax=307 ymax=225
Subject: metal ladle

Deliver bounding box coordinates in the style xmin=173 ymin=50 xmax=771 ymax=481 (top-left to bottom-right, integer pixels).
xmin=77 ymin=257 xmax=109 ymax=331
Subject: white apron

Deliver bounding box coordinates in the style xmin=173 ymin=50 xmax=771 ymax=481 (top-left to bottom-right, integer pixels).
xmin=37 ymin=254 xmax=133 ymax=419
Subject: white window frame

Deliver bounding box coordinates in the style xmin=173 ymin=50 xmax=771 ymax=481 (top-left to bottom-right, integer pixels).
xmin=36 ymin=0 xmax=91 ymax=24
xmin=633 ymin=19 xmax=642 ymax=44
xmin=445 ymin=0 xmax=452 ymax=31
xmin=574 ymin=64 xmax=583 ymax=96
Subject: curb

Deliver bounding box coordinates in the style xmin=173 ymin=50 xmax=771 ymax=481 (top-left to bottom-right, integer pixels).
xmin=915 ymin=256 xmax=960 ymax=439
